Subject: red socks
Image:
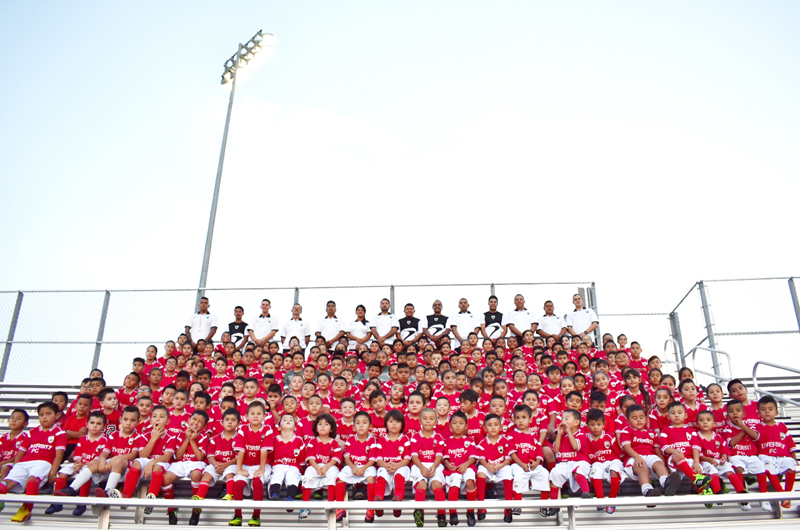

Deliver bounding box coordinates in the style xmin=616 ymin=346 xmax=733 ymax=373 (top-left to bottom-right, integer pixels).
xmin=573 ymin=473 xmax=590 ymax=493
xmin=375 ymin=477 xmax=387 ymax=501
xmin=710 ymin=475 xmax=722 ymax=493
xmin=465 ymin=488 xmax=477 ymax=514
xmin=197 ymin=481 xmax=210 ymax=499
xmin=675 ymin=460 xmax=697 ymax=481
xmin=550 ymin=486 xmax=560 ymax=499
xmin=727 ymin=473 xmax=745 ymax=493
xmin=79 ymin=482 xmax=91 ymax=497
xmin=302 ymin=489 xmax=312 ymax=501
xmin=503 ymin=480 xmax=513 ymax=501
xmin=477 ymin=477 xmax=486 ymax=501
xmin=147 ymin=470 xmax=164 ymax=496
xmin=767 ymin=472 xmax=785 ymax=492
xmin=786 ymin=470 xmax=796 ymax=492
xmin=610 ymin=475 xmax=621 ymax=498
xmin=367 ymin=482 xmax=376 ymax=502
xmin=756 ymin=473 xmax=768 ymax=493
xmin=234 ymin=480 xmax=246 ymax=518
xmin=539 ymin=490 xmax=549 ymax=500
xmin=394 ymin=475 xmax=405 ymax=500
xmin=122 ymin=467 xmax=141 ymax=498
xmin=252 ymin=477 xmax=263 ymax=518
xmin=433 ymin=487 xmax=446 ymax=515
xmin=335 ymin=481 xmax=347 ymax=502
xmin=592 ymin=479 xmax=605 ymax=498
xmin=448 ymin=486 xmax=459 ymax=514
xmin=23 ymin=478 xmax=39 ymax=511
xmin=163 ymin=485 xmax=175 ymax=513
xmin=54 ymin=477 xmax=67 ymax=491
xmin=328 ymin=485 xmax=336 ymax=501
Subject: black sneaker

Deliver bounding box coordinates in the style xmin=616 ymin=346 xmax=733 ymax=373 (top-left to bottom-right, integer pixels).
xmin=485 ymin=487 xmax=497 ymax=499
xmin=189 ymin=510 xmax=201 ymax=525
xmin=664 ymin=472 xmax=681 ymax=496
xmin=414 ymin=509 xmax=424 ymax=527
xmin=168 ymin=511 xmax=178 ymax=525
xmin=55 ymin=486 xmax=77 ymax=497
xmin=503 ymin=510 xmax=513 ymax=523
xmin=450 ymin=513 xmax=459 ymax=526
xmin=477 ymin=510 xmax=486 ymax=521
xmin=546 ymin=508 xmax=559 ymax=517
xmin=438 ymin=514 xmax=447 ymax=527
xmin=645 ymin=486 xmax=662 ymax=508
xmin=72 ymin=505 xmax=87 ymax=516
xmin=466 ymin=512 xmax=475 ymax=527
xmin=581 ymin=492 xmax=592 ymax=499
xmin=512 ymin=508 xmax=521 ymax=516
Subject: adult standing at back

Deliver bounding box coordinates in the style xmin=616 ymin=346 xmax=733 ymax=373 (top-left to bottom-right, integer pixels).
xmin=315 ymin=300 xmax=346 ymax=349
xmin=481 ymin=295 xmax=506 ymax=340
xmin=281 ymin=303 xmax=312 ymax=352
xmin=185 ymin=296 xmax=218 ymax=349
xmin=536 ymin=300 xmax=566 ymax=339
xmin=397 ymin=303 xmax=424 ymax=347
xmin=565 ymin=293 xmax=599 ymax=339
xmin=423 ymin=300 xmax=450 ymax=346
xmin=372 ymin=298 xmax=399 ymax=346
xmin=228 ymin=306 xmax=249 ymax=350
xmin=248 ymin=299 xmax=280 ymax=347
xmin=502 ymin=294 xmax=537 ymax=344
xmin=346 ymin=304 xmax=374 ymax=350
xmin=449 ymin=298 xmax=480 ymax=349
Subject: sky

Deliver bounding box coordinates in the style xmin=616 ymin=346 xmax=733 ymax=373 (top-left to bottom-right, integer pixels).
xmin=1 ymin=2 xmax=799 ymax=383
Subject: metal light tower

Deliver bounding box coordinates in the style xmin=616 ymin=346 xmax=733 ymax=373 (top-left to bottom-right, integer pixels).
xmin=196 ymin=30 xmax=275 ymax=310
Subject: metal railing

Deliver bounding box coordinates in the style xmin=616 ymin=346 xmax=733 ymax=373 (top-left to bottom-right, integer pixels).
xmin=752 ymin=360 xmax=800 ymax=417
xmin=690 ymin=346 xmax=733 ymax=385
xmin=663 ymin=338 xmax=682 ymax=371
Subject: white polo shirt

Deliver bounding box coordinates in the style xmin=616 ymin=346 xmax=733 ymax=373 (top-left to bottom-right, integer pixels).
xmin=186 ymin=312 xmax=218 ymax=341
xmin=565 ymin=308 xmax=599 ymax=335
xmin=502 ymin=309 xmax=537 ymax=336
xmin=281 ymin=318 xmax=312 ymax=350
xmin=448 ymin=312 xmax=480 ymax=347
xmin=248 ymin=314 xmax=280 ymax=341
xmin=316 ymin=316 xmax=346 ymax=344
xmin=347 ymin=320 xmax=374 ymax=350
xmin=537 ymin=314 xmax=566 ymax=336
xmin=372 ymin=313 xmax=400 ymax=344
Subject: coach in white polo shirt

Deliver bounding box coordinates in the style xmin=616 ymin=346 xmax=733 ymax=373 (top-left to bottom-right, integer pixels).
xmin=372 ymin=298 xmax=399 ymax=346
xmin=449 ymin=298 xmax=480 ymax=348
xmin=565 ymin=294 xmax=599 ymax=338
xmin=537 ymin=300 xmax=567 ymax=339
xmin=248 ymin=299 xmax=280 ymax=346
xmin=501 ymin=294 xmax=537 ymax=342
xmin=281 ymin=303 xmax=312 ymax=351
xmin=315 ymin=300 xmax=346 ymax=348
xmin=185 ymin=296 xmax=218 ymax=348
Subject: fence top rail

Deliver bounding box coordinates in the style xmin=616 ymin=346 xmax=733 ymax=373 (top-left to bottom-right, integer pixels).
xmin=0 ymin=281 xmax=596 ymax=295
xmin=703 ymin=277 xmax=796 ymax=283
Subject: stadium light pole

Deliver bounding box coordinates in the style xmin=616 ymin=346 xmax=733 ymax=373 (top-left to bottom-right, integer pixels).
xmin=196 ymin=30 xmax=275 ymax=310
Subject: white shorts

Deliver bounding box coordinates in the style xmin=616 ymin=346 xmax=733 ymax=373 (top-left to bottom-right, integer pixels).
xmin=409 ymin=464 xmax=445 ymax=488
xmin=698 ymin=461 xmax=734 ymax=476
xmin=167 ymin=461 xmax=206 ymax=478
xmin=510 ymin=463 xmax=549 ymax=494
xmin=59 ymin=462 xmax=104 ymax=484
xmin=269 ymin=464 xmax=302 ymax=487
xmin=133 ymin=457 xmax=170 ymax=474
xmin=758 ymin=455 xmax=796 ymax=475
xmin=445 ymin=468 xmax=476 ymax=492
xmin=589 ymin=460 xmax=626 ymax=482
xmin=729 ymin=455 xmax=766 ymax=475
xmin=549 ymin=461 xmax=591 ymax=491
xmin=375 ymin=466 xmax=411 ymax=495
xmin=202 ymin=463 xmax=238 ymax=486
xmin=476 ymin=464 xmax=512 ymax=483
xmin=302 ymin=466 xmax=339 ymax=489
xmin=5 ymin=460 xmax=52 ymax=492
xmin=337 ymin=466 xmax=376 ymax=485
xmin=623 ymin=455 xmax=663 ymax=481
xmin=234 ymin=464 xmax=272 ymax=485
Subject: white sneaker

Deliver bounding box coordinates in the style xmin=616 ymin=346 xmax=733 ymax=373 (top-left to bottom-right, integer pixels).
xmin=739 ymin=503 xmax=751 ymax=512
xmin=144 ymin=493 xmax=156 ymax=515
xmin=108 ymin=489 xmax=125 ymax=509
xmin=761 ymin=501 xmax=773 ymax=512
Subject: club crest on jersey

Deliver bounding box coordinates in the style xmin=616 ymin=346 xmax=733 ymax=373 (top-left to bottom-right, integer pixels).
xmin=780 ymin=432 xmax=787 ymax=440
xmin=128 ymin=437 xmax=134 ymax=445
xmin=47 ymin=436 xmax=54 ymax=443
xmin=604 ymin=441 xmax=610 ymax=448
xmin=294 ymin=448 xmax=301 ymax=457
xmin=686 ymin=433 xmax=692 ymax=441
xmin=498 ymin=446 xmax=504 ymax=454
xmin=182 ymin=421 xmax=188 ymax=428
xmin=715 ymin=441 xmax=720 ymax=447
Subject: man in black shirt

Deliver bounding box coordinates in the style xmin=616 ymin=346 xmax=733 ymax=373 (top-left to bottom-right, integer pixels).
xmin=481 ymin=295 xmax=506 ymax=340
xmin=228 ymin=305 xmax=248 ymax=350
xmin=398 ymin=303 xmax=424 ymax=347
xmin=423 ymin=299 xmax=450 ymax=346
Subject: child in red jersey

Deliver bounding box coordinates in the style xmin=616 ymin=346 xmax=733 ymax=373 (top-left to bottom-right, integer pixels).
xmin=98 ymin=388 xmax=120 ymax=437
xmin=622 ymin=369 xmax=650 ymax=410
xmin=62 ymin=394 xmax=92 ymax=458
xmin=193 ymin=408 xmax=240 ymax=525
xmin=721 ymin=400 xmax=771 ymax=511
xmin=658 ymin=401 xmax=712 ymax=493
xmin=705 ymin=384 xmax=727 ymax=433
xmin=386 ymin=383 xmax=407 ymax=413
xmin=369 ymin=391 xmax=389 ymax=438
xmin=120 ymin=405 xmax=176 ymax=515
xmin=136 ymin=395 xmax=154 ymax=436
xmin=166 ymin=389 xmax=191 ymax=438
xmin=460 ymin=390 xmax=486 ymax=443
xmin=476 ymin=413 xmax=514 ymax=522
xmin=232 ymin=401 xmax=273 ymax=527
xmin=648 ymin=388 xmax=673 ymax=436
xmin=694 ymin=410 xmax=748 ymax=505
xmin=442 ymin=411 xmax=479 ymax=526
xmin=584 ymin=408 xmax=624 ymax=514
xmin=50 ymin=411 xmax=107 ymax=516
xmin=618 ymin=404 xmax=672 ymax=498
xmin=334 ymin=411 xmax=377 ymax=523
xmin=408 ymin=408 xmax=446 ymax=528
xmin=0 ymin=402 xmax=66 ymax=523
xmin=162 ymin=410 xmax=209 ymax=525
xmin=94 ymin=406 xmax=140 ymax=498
xmin=336 ymin=398 xmax=357 ymax=446
xmin=268 ymin=413 xmax=305 ymax=506
xmin=297 ymin=395 xmax=324 ymax=444
xmin=116 ymin=373 xmax=140 ymax=411
xmin=549 ymin=409 xmax=592 ymax=506
xmin=434 ymin=397 xmax=452 ymax=438
xmin=373 ymin=410 xmax=411 ymax=520
xmin=299 ymin=414 xmax=342 ymax=521
xmin=404 ymin=393 xmax=425 ymax=437
xmin=508 ymin=404 xmax=552 ymax=517
xmin=678 ymin=379 xmax=707 ymax=429
xmin=755 ymin=396 xmax=798 ymax=509
xmin=0 ymin=409 xmax=28 ymax=480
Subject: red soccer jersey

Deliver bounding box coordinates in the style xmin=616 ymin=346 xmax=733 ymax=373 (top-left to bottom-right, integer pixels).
xmin=304 ymin=437 xmax=342 ymax=466
xmin=508 ymin=429 xmax=543 ymax=465
xmin=174 ymin=431 xmax=209 ymax=463
xmin=116 ymin=388 xmax=138 ymax=410
xmin=710 ymin=407 xmax=727 ymax=433
xmin=465 ymin=411 xmax=486 ymax=443
xmin=697 ymin=432 xmax=728 ymax=461
xmin=0 ymin=432 xmax=24 ymax=461
xmin=142 ymin=432 xmax=178 ymax=459
xmin=658 ymin=426 xmax=700 ymax=459
xmin=435 ymin=419 xmax=451 ymax=439
xmin=166 ymin=411 xmax=191 ymax=438
xmin=585 ymin=432 xmax=622 ymax=463
xmin=409 ymin=432 xmax=446 ymax=464
xmin=374 ymin=434 xmax=410 ymax=464
xmin=208 ymin=432 xmax=237 ymax=463
xmin=755 ymin=422 xmax=797 ymax=457
xmin=296 ymin=417 xmax=315 ymax=445
xmin=344 ymin=434 xmax=378 ymax=466
xmin=326 ymin=398 xmax=343 ymax=420
xmin=19 ymin=425 xmax=67 ymax=464
xmin=614 ymin=415 xmax=630 ymax=435
xmin=62 ymin=414 xmax=88 ymax=446
xmin=73 ymin=434 xmax=107 ymax=463
xmin=721 ymin=425 xmax=758 ymax=457
xmin=271 ymin=435 xmax=305 ymax=468
xmin=369 ymin=412 xmax=387 ymax=438
xmin=103 ymin=409 xmax=120 ymax=437
xmin=442 ymin=435 xmax=478 ymax=473
xmin=648 ymin=409 xmax=670 ymax=435
xmin=404 ymin=415 xmax=422 ymax=437
xmin=433 ymin=390 xmax=461 ymax=409
xmin=683 ymin=403 xmax=708 ymax=429
xmin=619 ymin=427 xmax=658 ymax=456
xmin=234 ymin=424 xmax=274 ymax=466
xmin=555 ymin=431 xmax=590 ymax=462
xmin=476 ymin=435 xmax=511 ymax=466
xmin=102 ymin=431 xmax=141 ymax=458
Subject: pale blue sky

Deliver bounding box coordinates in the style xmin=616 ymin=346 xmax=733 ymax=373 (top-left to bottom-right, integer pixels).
xmin=1 ymin=2 xmax=799 ymax=381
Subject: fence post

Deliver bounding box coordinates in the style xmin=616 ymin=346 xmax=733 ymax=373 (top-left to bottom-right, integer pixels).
xmin=0 ymin=292 xmax=24 ymax=382
xmin=669 ymin=311 xmax=686 ymax=367
xmin=698 ymin=281 xmax=721 ymax=380
xmin=389 ymin=285 xmax=395 ymax=314
xmin=490 ymin=283 xmax=496 ymax=298
xmin=293 ymin=287 xmax=300 ymax=305
xmin=587 ymin=283 xmax=600 ymax=346
xmin=91 ymin=291 xmax=111 ymax=370
xmin=789 ymin=277 xmax=800 ymax=334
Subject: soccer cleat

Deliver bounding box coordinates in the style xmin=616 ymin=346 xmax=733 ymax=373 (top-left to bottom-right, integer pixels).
xmin=606 ymin=506 xmax=616 ymax=514
xmin=11 ymin=506 xmax=31 ymax=523
xmin=664 ymin=472 xmax=682 ymax=496
xmin=466 ymin=511 xmax=476 ymax=527
xmin=414 ymin=509 xmax=424 ymax=527
xmin=450 ymin=513 xmax=459 ymax=526
xmin=365 ymin=510 xmax=375 ymax=523
xmin=143 ymin=492 xmax=156 ymax=515
xmin=55 ymin=486 xmax=78 ymax=497
xmin=693 ymin=474 xmax=711 ymax=492
xmin=189 ymin=510 xmax=201 ymax=525
xmin=539 ymin=508 xmax=549 ymax=517
xmin=645 ymin=486 xmax=662 ymax=508
xmin=740 ymin=502 xmax=751 ymax=512
xmin=761 ymin=501 xmax=773 ymax=512
xmin=191 ymin=495 xmax=203 ymax=514
xmin=581 ymin=491 xmax=592 ymax=499
xmin=438 ymin=514 xmax=447 ymax=527
xmin=512 ymin=507 xmax=521 ymax=516
xmin=270 ymin=492 xmax=280 ymax=500
xmin=478 ymin=509 xmax=487 ymax=521
xmin=314 ymin=491 xmax=323 ymax=500
xmin=229 ymin=515 xmax=243 ymax=526
xmin=45 ymin=504 xmax=63 ymax=515
xmin=73 ymin=505 xmax=87 ymax=516
xmin=336 ymin=509 xmax=346 ymax=522
xmin=94 ymin=487 xmax=108 ymax=498
xmin=221 ymin=493 xmax=234 ymax=501
xmin=597 ymin=506 xmax=605 ymax=511
xmin=298 ymin=509 xmax=310 ymax=520
xmin=485 ymin=487 xmax=497 ymax=499
xmin=169 ymin=511 xmax=179 ymax=525
xmin=248 ymin=515 xmax=261 ymax=526
xmin=0 ymin=502 xmax=4 ymax=513
xmin=376 ymin=508 xmax=384 ymax=517
xmin=503 ymin=509 xmax=512 ymax=523
xmin=781 ymin=500 xmax=792 ymax=509
xmin=394 ymin=509 xmax=402 ymax=518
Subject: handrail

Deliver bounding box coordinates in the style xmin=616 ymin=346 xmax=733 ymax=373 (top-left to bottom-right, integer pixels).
xmin=752 ymin=360 xmax=800 ymax=416
xmin=663 ymin=338 xmax=682 ymax=369
xmin=689 ymin=346 xmax=733 ymax=384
